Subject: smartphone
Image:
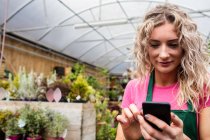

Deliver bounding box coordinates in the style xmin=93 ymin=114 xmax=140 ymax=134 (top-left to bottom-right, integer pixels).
xmin=142 ymin=102 xmax=171 ymax=131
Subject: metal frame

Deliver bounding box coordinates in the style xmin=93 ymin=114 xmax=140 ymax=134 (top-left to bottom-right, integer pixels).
xmin=1 ymin=0 xmax=210 ymax=74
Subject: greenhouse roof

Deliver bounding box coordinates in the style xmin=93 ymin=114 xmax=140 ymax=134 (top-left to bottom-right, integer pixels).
xmin=1 ymin=0 xmax=210 ymax=75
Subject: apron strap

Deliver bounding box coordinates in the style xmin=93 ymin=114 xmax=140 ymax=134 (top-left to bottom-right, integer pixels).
xmin=146 ymin=70 xmax=154 ymax=101
xmin=187 ymin=101 xmax=193 ymax=111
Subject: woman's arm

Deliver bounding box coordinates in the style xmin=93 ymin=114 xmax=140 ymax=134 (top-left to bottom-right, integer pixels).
xmin=116 ymin=104 xmax=142 ymax=140
xmin=199 ymin=107 xmax=210 ymax=140
xmin=116 ymin=123 xmax=125 ymax=140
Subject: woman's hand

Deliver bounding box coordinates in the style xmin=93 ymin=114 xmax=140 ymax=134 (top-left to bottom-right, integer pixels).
xmin=116 ymin=104 xmax=142 ymax=140
xmin=138 ymin=112 xmax=190 ymax=140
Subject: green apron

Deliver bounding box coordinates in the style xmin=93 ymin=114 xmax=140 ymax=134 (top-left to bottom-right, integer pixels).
xmin=141 ymin=71 xmax=197 ymax=140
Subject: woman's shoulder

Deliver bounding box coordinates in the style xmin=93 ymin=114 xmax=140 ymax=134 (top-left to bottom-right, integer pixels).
xmin=128 ymin=74 xmax=149 ymax=84
xmin=122 ymin=76 xmax=149 ymax=108
xmin=125 ymin=75 xmax=150 ymax=91
xmin=127 ymin=78 xmax=141 ymax=85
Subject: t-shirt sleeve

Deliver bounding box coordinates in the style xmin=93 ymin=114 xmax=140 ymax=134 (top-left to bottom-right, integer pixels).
xmin=121 ymin=80 xmax=134 ymax=108
xmin=199 ymin=96 xmax=210 ymax=109
xmin=200 ymin=75 xmax=210 ymax=108
xmin=199 ymin=86 xmax=210 ymax=110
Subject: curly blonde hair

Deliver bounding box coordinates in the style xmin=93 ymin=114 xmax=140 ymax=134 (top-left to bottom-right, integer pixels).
xmin=134 ymin=4 xmax=210 ymax=111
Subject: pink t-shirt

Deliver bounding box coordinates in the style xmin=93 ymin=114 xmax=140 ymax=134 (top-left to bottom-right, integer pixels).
xmin=121 ymin=75 xmax=210 ymax=110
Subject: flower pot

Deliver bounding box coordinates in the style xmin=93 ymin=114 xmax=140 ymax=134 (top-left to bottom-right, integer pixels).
xmin=8 ymin=135 xmax=22 ymax=140
xmin=73 ymin=99 xmax=87 ymax=103
xmin=26 ymin=135 xmax=42 ymax=140
xmin=0 ymin=130 xmax=5 ymax=140
xmin=46 ymin=137 xmax=64 ymax=140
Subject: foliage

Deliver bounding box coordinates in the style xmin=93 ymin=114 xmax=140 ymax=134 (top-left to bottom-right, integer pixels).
xmin=7 ymin=73 xmax=19 ymax=99
xmin=0 ymin=79 xmax=9 ymax=89
xmin=47 ymin=71 xmax=57 ymax=87
xmin=108 ymin=89 xmax=120 ymax=101
xmin=67 ymin=74 xmax=95 ymax=101
xmin=95 ymin=94 xmax=119 ymax=140
xmin=109 ymin=76 xmax=124 ymax=101
xmin=8 ymin=68 xmax=47 ymax=100
xmin=19 ymin=105 xmax=48 ymax=138
xmin=69 ymin=63 xmax=85 ymax=81
xmin=87 ymin=76 xmax=101 ymax=90
xmin=61 ymin=73 xmax=71 ymax=85
xmin=100 ymin=68 xmax=109 ymax=77
xmin=45 ymin=110 xmax=69 ymax=138
xmin=4 ymin=113 xmax=25 ymax=136
xmin=0 ymin=62 xmax=121 ymax=140
xmin=0 ymin=106 xmax=70 ymax=139
xmin=0 ymin=110 xmax=13 ymax=131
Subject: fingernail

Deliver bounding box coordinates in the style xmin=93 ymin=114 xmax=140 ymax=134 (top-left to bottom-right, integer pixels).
xmin=172 ymin=113 xmax=176 ymax=118
xmin=123 ymin=118 xmax=128 ymax=124
xmin=140 ymin=109 xmax=143 ymax=115
xmin=144 ymin=114 xmax=150 ymax=119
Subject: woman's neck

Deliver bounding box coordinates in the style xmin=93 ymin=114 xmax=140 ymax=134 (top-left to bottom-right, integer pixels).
xmin=154 ymin=70 xmax=178 ymax=86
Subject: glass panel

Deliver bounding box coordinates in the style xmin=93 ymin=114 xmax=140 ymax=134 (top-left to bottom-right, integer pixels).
xmin=80 ymin=42 xmax=117 ymax=63
xmin=0 ymin=0 xmax=30 ymax=25
xmin=63 ymin=41 xmax=102 ymax=59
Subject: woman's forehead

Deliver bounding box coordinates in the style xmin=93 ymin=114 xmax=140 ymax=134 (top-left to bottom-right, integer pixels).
xmin=149 ymin=22 xmax=178 ymax=40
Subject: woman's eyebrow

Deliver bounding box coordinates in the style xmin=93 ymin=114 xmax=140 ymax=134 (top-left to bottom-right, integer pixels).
xmin=149 ymin=39 xmax=179 ymax=42
xmin=168 ymin=39 xmax=179 ymax=42
xmin=149 ymin=39 xmax=159 ymax=42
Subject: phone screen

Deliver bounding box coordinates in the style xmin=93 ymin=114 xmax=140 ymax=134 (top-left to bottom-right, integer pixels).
xmin=142 ymin=102 xmax=171 ymax=131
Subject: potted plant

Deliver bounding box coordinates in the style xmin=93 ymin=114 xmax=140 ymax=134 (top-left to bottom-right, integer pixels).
xmin=0 ymin=110 xmax=13 ymax=139
xmin=9 ymin=68 xmax=46 ymax=101
xmin=19 ymin=105 xmax=48 ymax=140
xmin=95 ymin=95 xmax=119 ymax=140
xmin=45 ymin=110 xmax=69 ymax=140
xmin=67 ymin=74 xmax=95 ymax=102
xmin=5 ymin=116 xmax=25 ymax=140
xmin=108 ymin=89 xmax=120 ymax=101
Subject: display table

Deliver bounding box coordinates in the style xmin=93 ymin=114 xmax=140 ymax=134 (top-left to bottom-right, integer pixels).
xmin=0 ymin=101 xmax=96 ymax=140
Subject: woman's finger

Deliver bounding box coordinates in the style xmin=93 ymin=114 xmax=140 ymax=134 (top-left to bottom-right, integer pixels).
xmin=143 ymin=113 xmax=184 ymax=137
xmin=140 ymin=125 xmax=151 ymax=139
xmin=124 ymin=108 xmax=136 ymax=122
xmin=129 ymin=104 xmax=141 ymax=120
xmin=140 ymin=125 xmax=157 ymax=140
xmin=144 ymin=114 xmax=170 ymax=131
xmin=170 ymin=112 xmax=183 ymax=128
xmin=138 ymin=115 xmax=162 ymax=139
xmin=116 ymin=115 xmax=128 ymax=124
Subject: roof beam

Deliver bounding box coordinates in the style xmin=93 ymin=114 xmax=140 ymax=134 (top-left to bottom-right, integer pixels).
xmin=58 ymin=0 xmax=126 ymax=56
xmin=91 ymin=42 xmax=133 ymax=64
xmin=0 ymin=0 xmax=34 ymax=27
xmin=76 ymin=32 xmax=134 ymax=60
xmin=116 ymin=0 xmax=136 ymax=31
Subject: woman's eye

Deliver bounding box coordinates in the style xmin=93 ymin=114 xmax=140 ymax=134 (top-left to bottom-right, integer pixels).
xmin=169 ymin=43 xmax=178 ymax=48
xmin=150 ymin=43 xmax=159 ymax=48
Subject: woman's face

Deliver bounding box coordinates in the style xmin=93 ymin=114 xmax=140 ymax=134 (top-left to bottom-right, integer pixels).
xmin=147 ymin=22 xmax=183 ymax=74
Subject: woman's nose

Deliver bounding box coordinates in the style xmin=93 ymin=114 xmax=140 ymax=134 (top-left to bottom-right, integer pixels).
xmin=159 ymin=45 xmax=169 ymax=59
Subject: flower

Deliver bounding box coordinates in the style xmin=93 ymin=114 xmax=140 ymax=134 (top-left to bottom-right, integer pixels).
xmin=18 ymin=119 xmax=26 ymax=128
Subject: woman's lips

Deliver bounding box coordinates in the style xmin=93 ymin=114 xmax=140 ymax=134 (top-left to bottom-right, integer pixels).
xmin=159 ymin=61 xmax=172 ymax=67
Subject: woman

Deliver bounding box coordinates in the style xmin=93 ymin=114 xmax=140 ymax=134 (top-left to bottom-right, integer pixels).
xmin=116 ymin=4 xmax=210 ymax=140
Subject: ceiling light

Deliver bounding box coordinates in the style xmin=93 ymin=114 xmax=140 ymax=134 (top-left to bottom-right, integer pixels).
xmin=74 ymin=19 xmax=128 ymax=29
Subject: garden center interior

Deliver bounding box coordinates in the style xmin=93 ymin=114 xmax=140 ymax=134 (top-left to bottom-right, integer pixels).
xmin=0 ymin=0 xmax=210 ymax=140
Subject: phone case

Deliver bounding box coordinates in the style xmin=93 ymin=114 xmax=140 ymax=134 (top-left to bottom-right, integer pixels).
xmin=142 ymin=102 xmax=171 ymax=131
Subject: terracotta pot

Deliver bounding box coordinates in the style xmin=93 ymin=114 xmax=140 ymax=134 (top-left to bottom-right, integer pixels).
xmin=26 ymin=135 xmax=42 ymax=140
xmin=46 ymin=137 xmax=64 ymax=140
xmin=8 ymin=135 xmax=22 ymax=140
